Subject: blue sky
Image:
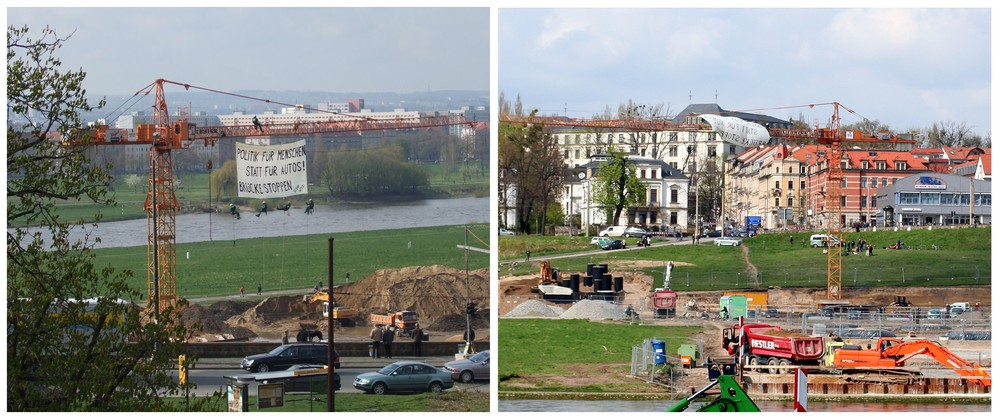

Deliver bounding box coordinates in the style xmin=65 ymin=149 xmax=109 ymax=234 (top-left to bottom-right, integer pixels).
xmin=500 ymin=7 xmax=992 ymax=137
xmin=6 ymin=6 xmax=489 ymax=96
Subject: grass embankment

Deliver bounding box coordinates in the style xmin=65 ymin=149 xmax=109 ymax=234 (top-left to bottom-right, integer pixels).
xmin=170 ymin=390 xmax=488 ymax=412
xmin=500 ymin=227 xmax=991 ymax=292
xmin=92 ymin=224 xmax=489 ymax=300
xmin=498 ymin=319 xmax=701 ymax=393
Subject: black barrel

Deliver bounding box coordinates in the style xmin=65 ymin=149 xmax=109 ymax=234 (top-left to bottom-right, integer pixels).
xmin=614 ymin=276 xmax=624 ymax=292
xmin=586 ymin=263 xmax=596 ymax=277
xmin=583 ymin=275 xmax=593 ymax=287
xmin=569 ymin=274 xmax=580 ymax=293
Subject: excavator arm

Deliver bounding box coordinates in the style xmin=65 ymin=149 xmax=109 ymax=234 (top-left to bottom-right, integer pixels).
xmin=668 ymin=375 xmax=761 ymax=412
xmin=883 ymin=340 xmax=991 ymax=386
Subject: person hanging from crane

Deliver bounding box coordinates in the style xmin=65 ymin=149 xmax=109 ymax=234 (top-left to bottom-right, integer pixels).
xmin=252 ymin=115 xmax=264 ymax=133
xmin=304 ymin=198 xmax=315 ymax=214
xmin=229 ymin=203 xmax=241 ymax=220
xmin=255 ymin=200 xmax=268 ymax=217
xmin=276 ymin=200 xmax=292 ymax=212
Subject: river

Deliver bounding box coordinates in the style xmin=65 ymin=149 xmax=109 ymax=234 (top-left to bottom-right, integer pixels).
xmin=499 ymin=399 xmax=990 ymax=412
xmin=13 ymin=197 xmax=489 ymax=249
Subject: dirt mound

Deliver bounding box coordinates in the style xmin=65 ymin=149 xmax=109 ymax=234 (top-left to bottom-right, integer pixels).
xmin=184 ymin=265 xmax=489 ymax=342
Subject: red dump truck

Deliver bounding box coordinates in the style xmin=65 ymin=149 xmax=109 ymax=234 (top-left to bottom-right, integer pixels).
xmin=652 ymin=289 xmax=677 ymax=317
xmin=722 ymin=319 xmax=825 ymax=373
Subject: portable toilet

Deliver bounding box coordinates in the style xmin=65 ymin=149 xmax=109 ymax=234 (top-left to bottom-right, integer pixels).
xmin=651 ymin=339 xmax=666 ymax=365
xmin=677 ymin=343 xmax=697 ymax=368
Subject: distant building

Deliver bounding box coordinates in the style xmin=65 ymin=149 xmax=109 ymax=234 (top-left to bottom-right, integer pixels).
xmin=874 ymin=173 xmax=991 ymax=226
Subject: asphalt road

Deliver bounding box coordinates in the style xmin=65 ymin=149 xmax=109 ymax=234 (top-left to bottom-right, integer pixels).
xmin=178 ymin=356 xmax=487 ymax=397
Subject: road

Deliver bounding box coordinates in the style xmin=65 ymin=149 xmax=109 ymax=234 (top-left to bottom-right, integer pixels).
xmin=176 ymin=357 xmax=488 ymax=397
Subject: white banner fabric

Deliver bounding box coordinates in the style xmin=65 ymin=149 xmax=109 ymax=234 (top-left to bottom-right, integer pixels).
xmin=236 ymin=139 xmax=309 ymax=198
xmin=699 ymin=114 xmax=771 ymax=146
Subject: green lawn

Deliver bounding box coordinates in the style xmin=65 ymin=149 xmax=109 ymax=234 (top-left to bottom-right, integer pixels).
xmin=92 ymin=224 xmax=489 ymax=299
xmin=500 ymin=227 xmax=991 ymax=292
xmin=498 ymin=319 xmax=701 ymax=392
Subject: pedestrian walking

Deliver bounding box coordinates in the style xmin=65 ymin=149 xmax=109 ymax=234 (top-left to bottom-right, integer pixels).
xmin=257 ymin=284 xmax=262 ymax=295
xmin=789 ymin=235 xmax=794 ymax=246
xmin=281 ymin=330 xmax=289 ymax=345
xmin=382 ymin=325 xmax=396 ymax=359
xmin=412 ymin=327 xmax=424 ymax=357
xmin=240 ymin=286 xmax=245 ymax=297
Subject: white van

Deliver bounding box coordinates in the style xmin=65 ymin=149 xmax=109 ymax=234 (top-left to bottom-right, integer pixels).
xmin=598 ymin=226 xmax=627 ymax=237
xmin=948 ymin=302 xmax=970 ymax=313
xmin=809 ymin=234 xmax=840 ymax=248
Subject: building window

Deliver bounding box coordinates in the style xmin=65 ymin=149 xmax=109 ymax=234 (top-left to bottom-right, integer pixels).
xmin=859 ymin=176 xmax=866 ymax=187
xmin=708 ymin=132 xmax=716 ymax=141
xmin=640 ymin=148 xmax=646 ymax=157
xmin=564 ymin=149 xmax=569 ymax=159
xmin=650 ymin=212 xmax=657 ymax=224
xmin=840 ymin=195 xmax=846 ymax=206
xmin=688 ymin=132 xmax=697 ymax=141
xmin=670 ymin=132 xmax=678 ymax=142
xmin=860 ymin=195 xmax=867 ymax=208
xmin=774 ymin=197 xmax=780 ymax=207
xmin=787 ymin=196 xmax=793 ymax=206
xmin=876 ymin=161 xmax=886 ymax=170
xmin=671 ymin=189 xmax=678 ymax=204
xmin=882 ymin=177 xmax=888 ymax=187
xmin=650 ymin=189 xmax=658 ymax=204
xmin=775 ymin=181 xmax=780 ymax=189
xmin=574 ymin=134 xmax=580 ymax=144
xmin=670 ymin=211 xmax=678 ymax=225
xmin=800 ymin=180 xmax=806 ymax=189
xmin=708 ymin=146 xmax=717 ymax=157
xmin=787 ymin=180 xmax=793 ymax=190
xmin=669 ymin=145 xmax=678 ymax=157
xmin=640 ymin=169 xmax=646 ymax=179
xmin=899 ymin=192 xmax=919 ymax=205
xmin=895 ymin=161 xmax=907 ymax=170
xmin=574 ymin=149 xmax=581 ymax=159
xmin=730 ymin=145 xmax=736 ymax=155
xmin=862 ymin=161 xmax=870 ymax=169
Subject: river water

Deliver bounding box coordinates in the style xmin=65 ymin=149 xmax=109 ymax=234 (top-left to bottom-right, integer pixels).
xmin=15 ymin=197 xmax=489 ymax=249
xmin=499 ymin=399 xmax=990 ymax=412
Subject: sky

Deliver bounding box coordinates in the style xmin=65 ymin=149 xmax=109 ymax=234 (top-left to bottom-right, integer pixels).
xmin=6 ymin=6 xmax=489 ymax=96
xmin=500 ymin=7 xmax=993 ymax=137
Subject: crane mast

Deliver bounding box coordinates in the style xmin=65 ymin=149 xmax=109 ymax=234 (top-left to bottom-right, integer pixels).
xmin=815 ymin=104 xmax=844 ymax=300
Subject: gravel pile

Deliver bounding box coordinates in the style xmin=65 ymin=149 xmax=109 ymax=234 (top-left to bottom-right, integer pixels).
xmin=559 ymin=300 xmax=624 ymax=320
xmin=503 ymin=299 xmax=564 ymax=318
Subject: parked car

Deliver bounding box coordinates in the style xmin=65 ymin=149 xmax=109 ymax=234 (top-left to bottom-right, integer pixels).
xmin=714 ymin=237 xmax=741 ymax=246
xmin=352 ymin=361 xmax=454 ymax=394
xmin=601 ymin=239 xmax=626 ymax=250
xmin=499 ymin=228 xmax=516 ymax=236
xmin=590 ymin=236 xmax=606 ymax=245
xmin=622 ymin=227 xmax=648 ymax=238
xmin=598 ymin=226 xmax=628 ymax=237
xmin=765 ymin=308 xmax=780 ymax=318
xmin=259 ymin=364 xmax=341 ymax=392
xmin=444 ymin=350 xmax=490 ymax=383
xmin=809 ymin=234 xmax=840 ymax=247
xmin=240 ymin=343 xmax=340 ymax=373
xmin=706 ymin=230 xmax=723 ymax=238
xmin=926 ymin=308 xmax=946 ymax=319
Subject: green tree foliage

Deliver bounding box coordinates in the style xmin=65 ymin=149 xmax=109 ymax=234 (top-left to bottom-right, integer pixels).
xmin=323 ymin=145 xmax=429 ymax=197
xmin=499 ymin=107 xmax=565 ymax=235
xmin=593 ymin=149 xmax=644 ymax=225
xmin=209 ymin=159 xmax=238 ymax=200
xmin=7 ymin=24 xmax=211 ymax=411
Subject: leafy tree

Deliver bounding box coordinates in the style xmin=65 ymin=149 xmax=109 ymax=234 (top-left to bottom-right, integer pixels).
xmin=7 ymin=24 xmax=211 ymax=411
xmin=209 ymin=159 xmax=238 ymax=200
xmin=322 ymin=145 xmax=429 ymax=197
xmin=592 ymin=149 xmax=644 ymax=226
xmin=499 ymin=107 xmax=565 ymax=235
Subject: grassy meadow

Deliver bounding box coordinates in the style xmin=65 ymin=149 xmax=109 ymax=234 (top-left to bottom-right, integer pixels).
xmin=500 ymin=227 xmax=991 ymax=292
xmin=92 ymin=224 xmax=489 ymax=300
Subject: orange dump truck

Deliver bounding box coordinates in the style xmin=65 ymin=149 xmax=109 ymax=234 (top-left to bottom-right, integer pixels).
xmin=369 ymin=311 xmax=419 ymax=337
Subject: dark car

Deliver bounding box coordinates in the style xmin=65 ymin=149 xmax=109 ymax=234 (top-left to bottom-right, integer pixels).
xmin=444 ymin=350 xmax=490 ymax=383
xmin=240 ymin=343 xmax=341 ymax=373
xmin=765 ymin=308 xmax=780 ymax=318
xmin=353 ymin=361 xmax=454 ymax=394
xmin=706 ymin=230 xmax=723 ymax=238
xmin=601 ymin=239 xmax=626 ymax=250
xmin=259 ymin=364 xmax=341 ymax=393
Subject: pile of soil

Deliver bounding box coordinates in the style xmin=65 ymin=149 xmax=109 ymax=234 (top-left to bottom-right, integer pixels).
xmin=183 ymin=265 xmax=489 ymax=343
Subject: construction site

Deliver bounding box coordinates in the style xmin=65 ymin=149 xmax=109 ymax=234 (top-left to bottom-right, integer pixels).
xmin=181 ymin=265 xmax=490 ymax=345
xmin=499 ymin=259 xmax=991 ymax=400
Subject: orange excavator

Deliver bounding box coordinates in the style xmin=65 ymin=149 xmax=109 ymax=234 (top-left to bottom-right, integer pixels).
xmin=832 ymin=337 xmax=991 ymax=386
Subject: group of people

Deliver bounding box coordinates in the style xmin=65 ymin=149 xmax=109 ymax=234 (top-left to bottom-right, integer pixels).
xmin=229 ymin=198 xmax=315 ymax=220
xmin=845 ymin=238 xmax=874 ymax=256
xmin=368 ymin=324 xmax=426 ymax=358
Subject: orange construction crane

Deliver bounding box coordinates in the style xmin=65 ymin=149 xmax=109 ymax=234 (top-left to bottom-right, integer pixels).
xmin=759 ymin=102 xmax=914 ymax=300
xmin=72 ymin=79 xmax=471 ymax=313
